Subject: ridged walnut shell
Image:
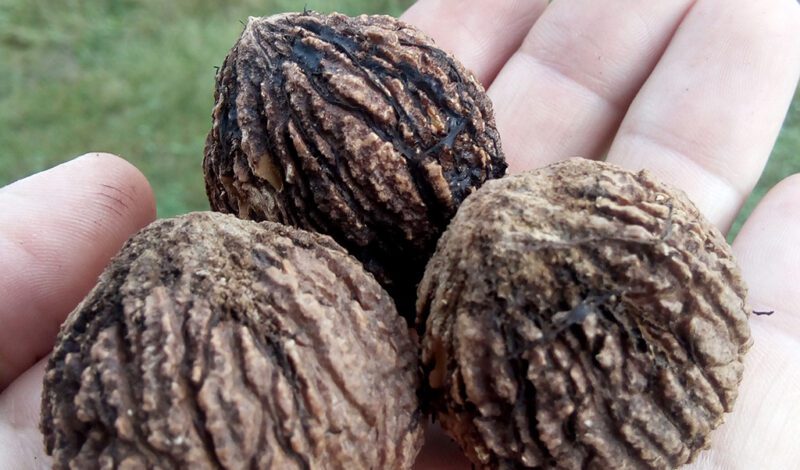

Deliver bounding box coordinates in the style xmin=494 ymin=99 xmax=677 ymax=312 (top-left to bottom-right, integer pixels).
xmin=203 ymin=12 xmax=506 ymax=316
xmin=417 ymin=159 xmax=752 ymax=469
xmin=41 ymin=212 xmax=422 ymax=469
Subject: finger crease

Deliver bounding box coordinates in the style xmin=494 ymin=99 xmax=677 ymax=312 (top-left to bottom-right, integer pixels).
xmin=618 ymin=126 xmax=747 ymax=201
xmin=513 ymin=48 xmax=625 ymax=113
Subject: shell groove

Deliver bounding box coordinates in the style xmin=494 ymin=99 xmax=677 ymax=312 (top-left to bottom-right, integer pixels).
xmin=41 ymin=212 xmax=423 ymax=470
xmin=418 ymin=159 xmax=751 ymax=470
xmin=204 ymin=12 xmax=506 ymax=316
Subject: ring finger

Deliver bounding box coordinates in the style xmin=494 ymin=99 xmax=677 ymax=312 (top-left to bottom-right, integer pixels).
xmin=489 ymin=0 xmax=696 ymax=171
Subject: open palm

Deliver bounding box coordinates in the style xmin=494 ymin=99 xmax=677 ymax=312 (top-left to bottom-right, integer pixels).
xmin=2 ymin=0 xmax=799 ymax=468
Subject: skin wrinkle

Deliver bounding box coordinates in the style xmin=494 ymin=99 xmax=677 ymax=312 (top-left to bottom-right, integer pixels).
xmin=0 ymin=153 xmax=155 ymax=391
xmin=514 ymin=50 xmax=623 ymax=116
xmin=614 ymin=124 xmax=746 ymax=197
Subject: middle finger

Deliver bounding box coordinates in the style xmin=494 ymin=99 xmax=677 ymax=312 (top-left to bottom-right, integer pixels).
xmin=401 ymin=0 xmax=548 ymax=86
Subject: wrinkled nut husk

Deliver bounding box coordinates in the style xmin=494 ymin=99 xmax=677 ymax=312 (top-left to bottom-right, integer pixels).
xmin=417 ymin=159 xmax=752 ymax=470
xmin=203 ymin=11 xmax=506 ymax=318
xmin=41 ymin=212 xmax=423 ymax=470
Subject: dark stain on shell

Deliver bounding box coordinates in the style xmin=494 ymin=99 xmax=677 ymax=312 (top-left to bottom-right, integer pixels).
xmin=41 ymin=212 xmax=423 ymax=469
xmin=417 ymin=159 xmax=752 ymax=470
xmin=203 ymin=12 xmax=506 ymax=318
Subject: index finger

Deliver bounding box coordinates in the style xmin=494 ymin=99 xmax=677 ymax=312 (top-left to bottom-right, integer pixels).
xmin=0 ymin=153 xmax=156 ymax=390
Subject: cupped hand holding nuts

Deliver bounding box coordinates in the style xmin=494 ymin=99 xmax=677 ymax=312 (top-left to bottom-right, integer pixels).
xmin=1 ymin=2 xmax=799 ymax=470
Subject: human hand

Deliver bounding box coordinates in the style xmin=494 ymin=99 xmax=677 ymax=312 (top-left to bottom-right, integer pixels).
xmin=405 ymin=0 xmax=800 ymax=468
xmin=0 ymin=153 xmax=156 ymax=468
xmin=2 ymin=0 xmax=799 ymax=468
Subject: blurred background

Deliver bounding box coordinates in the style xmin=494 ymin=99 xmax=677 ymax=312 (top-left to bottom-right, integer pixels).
xmin=0 ymin=0 xmax=797 ymax=238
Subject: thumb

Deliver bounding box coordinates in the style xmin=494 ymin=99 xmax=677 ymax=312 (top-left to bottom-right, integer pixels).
xmin=0 ymin=358 xmax=50 ymax=469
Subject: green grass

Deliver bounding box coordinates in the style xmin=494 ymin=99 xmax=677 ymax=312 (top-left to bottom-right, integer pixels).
xmin=0 ymin=0 xmax=798 ymax=236
xmin=0 ymin=0 xmax=414 ymax=216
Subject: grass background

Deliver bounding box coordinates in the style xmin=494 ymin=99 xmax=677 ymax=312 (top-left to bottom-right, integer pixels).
xmin=0 ymin=0 xmax=797 ymax=238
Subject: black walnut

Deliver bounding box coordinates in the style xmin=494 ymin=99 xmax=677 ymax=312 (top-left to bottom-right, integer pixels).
xmin=41 ymin=212 xmax=423 ymax=469
xmin=417 ymin=159 xmax=752 ymax=469
xmin=203 ymin=12 xmax=506 ymax=316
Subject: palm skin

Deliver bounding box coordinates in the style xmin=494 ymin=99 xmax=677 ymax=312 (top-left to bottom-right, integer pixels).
xmin=2 ymin=1 xmax=799 ymax=468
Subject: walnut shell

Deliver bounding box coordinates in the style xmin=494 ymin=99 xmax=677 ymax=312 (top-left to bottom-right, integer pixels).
xmin=41 ymin=212 xmax=423 ymax=469
xmin=203 ymin=12 xmax=506 ymax=316
xmin=417 ymin=159 xmax=752 ymax=469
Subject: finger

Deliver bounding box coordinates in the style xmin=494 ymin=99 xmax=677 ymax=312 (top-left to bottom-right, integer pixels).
xmin=607 ymin=0 xmax=800 ymax=231
xmin=401 ymin=0 xmax=547 ymax=86
xmin=0 ymin=359 xmax=49 ymax=469
xmin=488 ymin=0 xmax=695 ymax=171
xmin=0 ymin=153 xmax=156 ymax=390
xmin=688 ymin=321 xmax=800 ymax=469
xmin=686 ymin=174 xmax=800 ymax=468
xmin=733 ymin=174 xmax=800 ymax=328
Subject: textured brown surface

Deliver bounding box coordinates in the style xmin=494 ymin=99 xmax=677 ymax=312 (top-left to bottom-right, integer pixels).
xmin=41 ymin=212 xmax=422 ymax=469
xmin=203 ymin=11 xmax=506 ymax=316
xmin=417 ymin=159 xmax=752 ymax=469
